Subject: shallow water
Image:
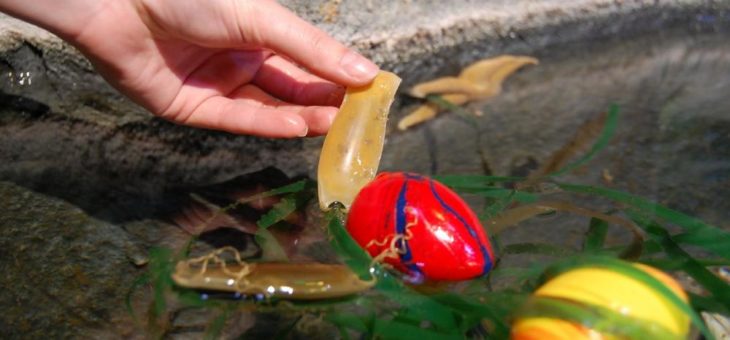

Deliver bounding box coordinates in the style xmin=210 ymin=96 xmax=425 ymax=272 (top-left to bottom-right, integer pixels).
xmin=1 ymin=17 xmax=730 ymax=339
xmin=384 ymin=23 xmax=730 ymax=227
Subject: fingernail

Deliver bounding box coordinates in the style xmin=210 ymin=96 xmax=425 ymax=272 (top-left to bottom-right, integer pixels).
xmin=283 ymin=115 xmax=308 ymax=137
xmin=298 ymin=126 xmax=308 ymax=137
xmin=340 ymin=50 xmax=379 ymax=82
xmin=326 ymin=109 xmax=337 ymax=127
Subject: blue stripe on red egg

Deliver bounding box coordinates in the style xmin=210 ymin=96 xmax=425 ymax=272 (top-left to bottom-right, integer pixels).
xmin=394 ymin=179 xmax=422 ymax=276
xmin=346 ymin=172 xmax=496 ymax=281
xmin=427 ymin=179 xmax=494 ymax=275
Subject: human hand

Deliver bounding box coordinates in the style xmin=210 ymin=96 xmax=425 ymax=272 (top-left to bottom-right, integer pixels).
xmin=2 ymin=0 xmax=379 ymax=137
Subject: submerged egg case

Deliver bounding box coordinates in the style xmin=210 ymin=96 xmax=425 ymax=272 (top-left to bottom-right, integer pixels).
xmin=346 ymin=172 xmax=496 ymax=281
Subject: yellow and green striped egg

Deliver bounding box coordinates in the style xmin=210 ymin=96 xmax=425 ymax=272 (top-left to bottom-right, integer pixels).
xmin=511 ymin=263 xmax=690 ymax=339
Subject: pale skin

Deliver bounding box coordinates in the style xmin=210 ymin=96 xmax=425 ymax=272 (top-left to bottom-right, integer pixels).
xmin=0 ymin=0 xmax=380 ymax=137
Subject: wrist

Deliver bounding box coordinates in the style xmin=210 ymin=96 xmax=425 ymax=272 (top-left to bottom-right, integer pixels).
xmin=0 ymin=0 xmax=113 ymax=41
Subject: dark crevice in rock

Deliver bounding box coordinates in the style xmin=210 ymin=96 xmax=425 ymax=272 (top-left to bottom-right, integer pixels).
xmin=0 ymin=92 xmax=50 ymax=120
xmin=0 ymin=102 xmax=309 ymax=223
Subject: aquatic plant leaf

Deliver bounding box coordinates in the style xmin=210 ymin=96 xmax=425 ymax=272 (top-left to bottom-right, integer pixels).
xmin=277 ymin=294 xmax=364 ymax=309
xmin=691 ymin=293 xmax=730 ymax=315
xmin=372 ymin=317 xmax=459 ymax=339
xmin=273 ymin=315 xmax=302 ymax=340
xmin=325 ymin=313 xmax=370 ymax=333
xmin=641 ymin=239 xmax=663 ymax=255
xmin=314 ymin=258 xmax=465 ymax=332
xmin=174 ymin=288 xmax=223 ymax=308
xmin=434 ymin=174 xmax=524 ymax=187
xmin=337 ymin=327 xmax=352 ymax=340
xmin=149 ymin=247 xmax=176 ymax=317
xmin=455 ymin=187 xmax=538 ymax=203
xmin=516 ymin=296 xmax=683 ymax=339
xmin=672 ymin=231 xmax=730 ymax=258
xmin=327 ymin=213 xmax=457 ymax=330
xmin=430 ymin=291 xmax=525 ymax=337
xmin=325 ymin=211 xmax=463 ymax=331
xmin=255 ymin=228 xmax=289 ymax=262
xmin=373 ymin=273 xmax=459 ymax=330
xmin=175 ymin=179 xmax=312 ymax=238
xmin=256 ymin=195 xmax=297 ymax=229
xmin=259 ymin=179 xmax=309 ymax=197
xmin=486 ymin=200 xmax=643 ymax=259
xmin=542 ymin=104 xmax=620 ymax=177
xmin=484 ymin=203 xmax=553 ymax=235
xmin=252 ymin=181 xmax=314 ymax=259
xmin=643 ymin=258 xmax=730 ymax=270
xmin=325 ymin=207 xmax=373 ymax=279
xmin=502 ymin=242 xmax=576 ymax=256
xmin=204 ymin=308 xmax=231 ymax=340
xmin=229 ymin=179 xmax=309 ymax=208
xmin=125 ymin=272 xmax=150 ymax=323
xmin=480 ymin=192 xmax=515 ymax=224
xmin=628 ymin=214 xmax=730 ymax=314
xmin=257 ymin=179 xmax=314 ymax=230
xmin=584 ymin=218 xmax=609 ymax=252
xmin=256 ymin=182 xmax=314 ymax=230
xmin=558 ymin=183 xmax=730 ymax=260
xmin=488 ymin=264 xmax=553 ymax=292
xmin=541 ymin=255 xmax=711 ymax=339
xmin=426 ymin=94 xmax=473 ymax=117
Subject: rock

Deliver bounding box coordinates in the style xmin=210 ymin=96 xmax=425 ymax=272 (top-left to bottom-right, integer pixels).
xmin=0 ymin=181 xmax=141 ymax=338
xmin=1 ymin=1 xmax=730 ymax=337
xmin=1 ymin=1 xmax=727 ymax=195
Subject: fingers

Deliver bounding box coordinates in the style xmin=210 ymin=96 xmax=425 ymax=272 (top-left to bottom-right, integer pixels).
xmin=235 ymin=0 xmax=379 ymax=86
xmin=161 ymin=51 xmax=337 ymax=137
xmin=296 ymin=106 xmax=338 ymax=136
xmin=253 ymin=55 xmax=345 ymax=107
xmin=228 ymin=84 xmax=337 ymax=136
xmin=181 ymin=49 xmax=269 ymax=97
xmin=179 ymin=84 xmax=336 ymax=138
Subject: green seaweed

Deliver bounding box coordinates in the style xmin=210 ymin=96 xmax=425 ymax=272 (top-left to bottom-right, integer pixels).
xmin=125 ymin=272 xmax=150 ymax=324
xmin=257 ymin=196 xmax=298 ymax=229
xmin=558 ymin=183 xmax=730 ymax=260
xmin=131 ymin=104 xmax=730 ymax=339
xmin=583 ymin=217 xmax=609 ymax=252
xmin=548 ymin=104 xmax=619 ymax=177
xmin=149 ymin=247 xmax=176 ymax=317
xmin=629 ymin=213 xmax=730 ymax=314
xmin=254 ymin=228 xmax=289 ymax=262
xmin=501 ymin=242 xmax=576 ymax=256
xmin=204 ymin=307 xmax=232 ymax=340
xmin=257 ymin=181 xmax=314 ymax=229
xmin=325 ymin=205 xmax=373 ymax=280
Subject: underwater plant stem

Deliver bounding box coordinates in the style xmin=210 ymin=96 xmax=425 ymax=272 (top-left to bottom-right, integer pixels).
xmin=486 ymin=201 xmax=644 ymax=259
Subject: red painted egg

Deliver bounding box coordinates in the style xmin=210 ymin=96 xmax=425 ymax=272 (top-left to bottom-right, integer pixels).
xmin=346 ymin=172 xmax=496 ymax=281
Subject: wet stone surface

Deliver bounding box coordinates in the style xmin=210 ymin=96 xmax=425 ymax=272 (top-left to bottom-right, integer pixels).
xmin=381 ymin=25 xmax=730 ymax=234
xmin=0 ymin=181 xmax=140 ymax=338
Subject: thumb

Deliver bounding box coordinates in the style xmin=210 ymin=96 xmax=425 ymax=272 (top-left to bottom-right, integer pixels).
xmin=235 ymin=0 xmax=379 ymax=86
